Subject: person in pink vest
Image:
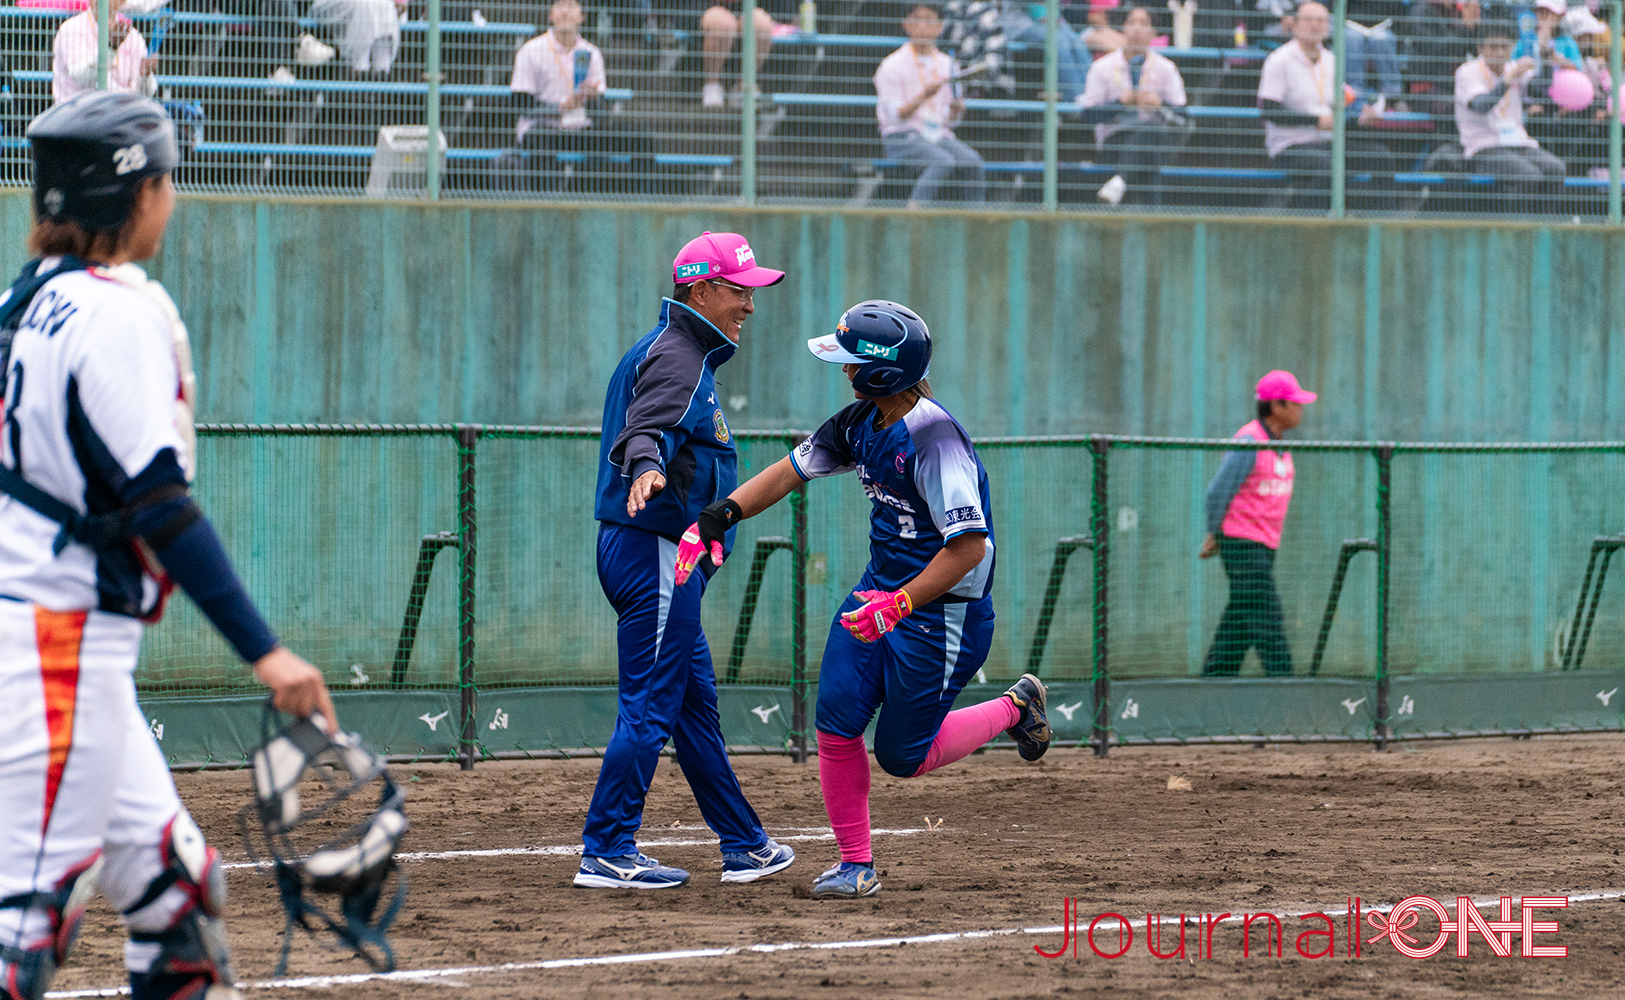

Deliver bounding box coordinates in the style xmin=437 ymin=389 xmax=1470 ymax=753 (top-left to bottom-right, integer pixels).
xmin=1199 ymin=370 xmax=1317 ymax=676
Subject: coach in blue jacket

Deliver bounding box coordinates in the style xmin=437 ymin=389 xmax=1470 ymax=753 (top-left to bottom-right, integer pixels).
xmin=577 ymin=232 xmax=796 ymax=890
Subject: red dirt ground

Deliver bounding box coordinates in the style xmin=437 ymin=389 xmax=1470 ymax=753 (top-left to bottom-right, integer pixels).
xmin=49 ymin=736 xmax=1625 ymax=999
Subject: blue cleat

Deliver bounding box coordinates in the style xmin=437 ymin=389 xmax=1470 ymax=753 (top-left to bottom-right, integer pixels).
xmin=810 ymin=861 xmax=880 ymax=899
xmin=720 ymin=837 xmax=796 ymax=883
xmin=1004 ymin=672 xmax=1052 ymax=761
xmin=573 ymin=852 xmax=691 ymax=889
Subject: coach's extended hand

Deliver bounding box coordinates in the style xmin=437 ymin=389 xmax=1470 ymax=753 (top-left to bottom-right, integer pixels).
xmin=674 ymin=498 xmax=743 ymax=586
xmin=841 ymin=589 xmax=914 ymax=643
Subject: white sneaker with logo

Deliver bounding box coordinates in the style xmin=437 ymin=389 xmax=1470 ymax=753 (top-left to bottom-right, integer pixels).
xmin=1097 ymin=174 xmax=1127 ymax=205
xmin=574 ymin=851 xmax=691 ymax=888
xmin=295 ymin=33 xmax=337 ymax=67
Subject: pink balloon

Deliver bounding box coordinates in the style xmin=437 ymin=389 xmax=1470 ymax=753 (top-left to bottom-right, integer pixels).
xmin=1550 ymin=68 xmax=1596 ymax=112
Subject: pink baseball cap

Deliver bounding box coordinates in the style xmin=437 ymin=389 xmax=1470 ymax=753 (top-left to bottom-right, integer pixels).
xmin=672 ymin=231 xmax=786 ymax=287
xmin=1255 ymin=370 xmax=1317 ymax=404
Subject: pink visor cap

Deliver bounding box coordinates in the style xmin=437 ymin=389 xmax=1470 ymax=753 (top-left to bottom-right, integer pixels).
xmin=1255 ymin=370 xmax=1317 ymax=404
xmin=672 ymin=232 xmax=786 ymax=287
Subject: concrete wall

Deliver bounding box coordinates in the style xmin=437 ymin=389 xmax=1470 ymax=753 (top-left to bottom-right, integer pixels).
xmin=0 ymin=191 xmax=1609 ymax=440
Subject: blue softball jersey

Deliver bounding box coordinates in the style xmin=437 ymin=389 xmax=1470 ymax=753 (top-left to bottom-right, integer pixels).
xmin=789 ymin=397 xmax=995 ymax=601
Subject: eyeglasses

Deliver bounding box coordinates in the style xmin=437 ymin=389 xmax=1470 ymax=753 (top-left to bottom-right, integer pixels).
xmin=706 ymin=279 xmax=755 ymax=303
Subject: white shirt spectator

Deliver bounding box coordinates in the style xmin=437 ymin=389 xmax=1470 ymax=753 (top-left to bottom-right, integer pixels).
xmin=52 ymin=11 xmax=153 ymax=103
xmin=874 ymin=44 xmax=958 ymax=140
xmin=1257 ymin=41 xmax=1336 ymax=157
xmin=511 ymin=29 xmax=607 ymax=138
xmin=1078 ymin=48 xmax=1186 ymax=144
xmin=310 ymin=0 xmax=403 ymax=74
xmin=1454 ymin=57 xmax=1538 ymax=159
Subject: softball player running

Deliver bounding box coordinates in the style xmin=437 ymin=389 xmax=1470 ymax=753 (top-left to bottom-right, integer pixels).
xmin=0 ymin=91 xmax=335 ymax=1000
xmin=675 ymin=300 xmax=1051 ymax=899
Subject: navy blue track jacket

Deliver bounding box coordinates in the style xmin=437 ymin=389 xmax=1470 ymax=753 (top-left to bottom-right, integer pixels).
xmin=594 ymin=298 xmax=740 ymax=556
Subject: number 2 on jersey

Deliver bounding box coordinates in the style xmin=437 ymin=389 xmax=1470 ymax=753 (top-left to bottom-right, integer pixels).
xmin=897 ymin=514 xmax=917 ymax=539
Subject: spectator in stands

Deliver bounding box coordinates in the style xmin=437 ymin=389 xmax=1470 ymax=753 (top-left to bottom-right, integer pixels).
xmin=1079 ymin=0 xmax=1124 ymax=53
xmin=1345 ymin=0 xmax=1405 ymax=108
xmin=1257 ymin=0 xmax=1395 ymax=210
xmin=1455 ymin=20 xmax=1567 ymax=198
xmin=876 ymin=1 xmax=986 ymax=207
xmin=1078 ymin=6 xmax=1190 ymax=206
xmin=228 ymin=0 xmax=337 ymax=85
xmin=1405 ymin=0 xmax=1490 ymax=109
xmin=701 ymin=0 xmax=776 ymax=108
xmin=513 ymin=0 xmax=607 ymax=133
xmin=506 ymin=0 xmax=652 ymax=192
xmin=943 ymin=0 xmax=1095 ymax=103
xmin=52 ymin=0 xmax=155 ymax=103
xmin=310 ymin=0 xmax=403 ymax=75
xmin=1516 ymin=0 xmax=1582 ymax=74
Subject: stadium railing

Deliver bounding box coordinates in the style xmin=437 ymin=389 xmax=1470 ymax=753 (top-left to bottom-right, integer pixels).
xmin=135 ymin=425 xmax=1625 ymax=769
xmin=2 ymin=0 xmax=1623 ymax=217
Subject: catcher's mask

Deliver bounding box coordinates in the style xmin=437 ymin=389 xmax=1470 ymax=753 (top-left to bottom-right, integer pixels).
xmin=240 ymin=703 xmax=409 ymax=977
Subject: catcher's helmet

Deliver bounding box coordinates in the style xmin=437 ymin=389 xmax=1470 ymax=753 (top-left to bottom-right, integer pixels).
xmin=806 ymin=300 xmax=932 ymax=397
xmin=240 ymin=705 xmax=408 ymax=977
xmin=28 ymin=90 xmax=178 ymax=232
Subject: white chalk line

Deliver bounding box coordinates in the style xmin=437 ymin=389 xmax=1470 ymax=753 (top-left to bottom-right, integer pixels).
xmin=218 ymin=828 xmax=929 ymax=870
xmin=44 ymin=889 xmax=1625 ymax=997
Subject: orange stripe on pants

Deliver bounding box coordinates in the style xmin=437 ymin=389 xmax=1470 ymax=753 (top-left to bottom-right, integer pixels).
xmin=36 ymin=607 xmax=88 ymax=834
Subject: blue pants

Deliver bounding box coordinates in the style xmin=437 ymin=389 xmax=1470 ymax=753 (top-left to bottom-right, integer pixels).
xmin=815 ymin=585 xmax=996 ymax=778
xmin=582 ymin=524 xmax=767 ymax=858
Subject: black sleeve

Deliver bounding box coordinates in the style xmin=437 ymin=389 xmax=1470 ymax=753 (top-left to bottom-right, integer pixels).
xmin=1466 ymin=80 xmax=1511 ymax=114
xmin=1259 ymin=98 xmax=1322 ymax=126
xmin=607 ymin=338 xmax=702 ymax=482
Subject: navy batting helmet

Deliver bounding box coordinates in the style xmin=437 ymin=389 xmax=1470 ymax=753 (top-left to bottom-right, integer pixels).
xmin=29 ymin=91 xmax=178 ymax=232
xmin=806 ymin=300 xmax=932 ymax=397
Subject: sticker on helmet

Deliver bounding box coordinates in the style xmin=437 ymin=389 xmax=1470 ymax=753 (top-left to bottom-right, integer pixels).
xmin=856 ymin=339 xmax=898 ymax=360
xmin=112 ymin=144 xmax=147 ymax=176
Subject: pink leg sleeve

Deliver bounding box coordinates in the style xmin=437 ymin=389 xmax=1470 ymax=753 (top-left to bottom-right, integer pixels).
xmin=911 ymin=696 xmax=1019 ymax=777
xmin=816 ymin=731 xmax=873 ymax=863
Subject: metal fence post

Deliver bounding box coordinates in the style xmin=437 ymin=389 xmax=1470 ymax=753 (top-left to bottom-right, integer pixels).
xmin=1042 ymin=0 xmax=1060 ymax=211
xmin=1611 ymin=0 xmax=1622 ymax=223
xmin=456 ymin=425 xmax=478 ymax=769
xmin=1374 ymin=444 xmax=1392 ymax=751
xmin=1089 ymin=437 xmax=1110 ymax=757
xmin=425 ymin=0 xmax=443 ymax=200
xmin=790 ymin=477 xmax=808 ymax=762
xmin=95 ymin=0 xmax=109 ymax=89
xmin=741 ymin=0 xmax=758 ymax=204
xmin=1330 ymin=0 xmax=1347 ymax=219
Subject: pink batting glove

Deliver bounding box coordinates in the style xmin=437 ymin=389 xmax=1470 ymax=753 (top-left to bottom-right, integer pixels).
xmin=674 ymin=523 xmax=724 ymax=587
xmin=840 ymin=589 xmax=914 ymax=643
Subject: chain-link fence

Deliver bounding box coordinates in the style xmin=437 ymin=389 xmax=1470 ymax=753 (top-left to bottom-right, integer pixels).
xmin=2 ymin=0 xmax=1623 ymax=215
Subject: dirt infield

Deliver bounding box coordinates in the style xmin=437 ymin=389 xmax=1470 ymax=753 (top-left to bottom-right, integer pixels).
xmin=50 ymin=735 xmax=1625 ymax=999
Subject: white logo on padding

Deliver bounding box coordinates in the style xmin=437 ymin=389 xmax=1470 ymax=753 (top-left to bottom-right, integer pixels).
xmin=419 ymin=710 xmax=450 ymax=731
xmin=1120 ymin=698 xmax=1139 ymax=719
xmin=1055 ymin=701 xmax=1083 ymax=721
xmin=1397 ymin=695 xmax=1415 ymax=715
xmin=1599 ymin=687 xmax=1618 ymax=707
xmin=489 ymin=708 xmax=509 ymax=730
xmin=149 ymin=717 xmax=164 ymax=741
xmin=751 ymin=703 xmax=782 ymax=723
xmin=1341 ymin=697 xmax=1367 ymax=715
xmin=112 ymin=144 xmax=147 ymax=175
xmin=735 ymin=243 xmax=755 ymax=265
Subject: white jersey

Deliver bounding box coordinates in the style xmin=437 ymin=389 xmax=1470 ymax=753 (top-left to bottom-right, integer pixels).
xmin=0 ymin=261 xmax=189 ymax=614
